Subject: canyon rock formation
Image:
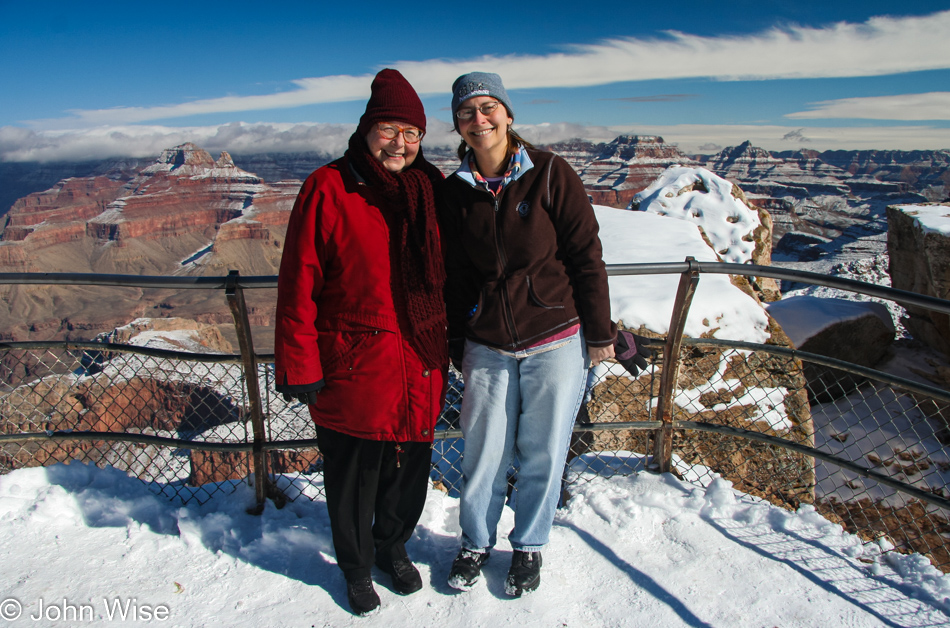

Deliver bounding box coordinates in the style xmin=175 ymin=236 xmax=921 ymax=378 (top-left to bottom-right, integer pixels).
xmin=0 ymin=143 xmax=298 ymax=353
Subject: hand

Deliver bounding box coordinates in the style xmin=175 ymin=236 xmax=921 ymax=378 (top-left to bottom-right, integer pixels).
xmin=282 ymin=390 xmax=318 ymax=405
xmin=588 ymin=344 xmax=615 ymax=367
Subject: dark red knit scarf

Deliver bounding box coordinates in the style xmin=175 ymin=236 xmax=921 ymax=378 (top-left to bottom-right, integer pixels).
xmin=345 ymin=132 xmax=447 ymax=369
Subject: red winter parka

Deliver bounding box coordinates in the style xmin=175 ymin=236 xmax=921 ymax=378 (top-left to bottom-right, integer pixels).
xmin=274 ymin=157 xmax=447 ymax=442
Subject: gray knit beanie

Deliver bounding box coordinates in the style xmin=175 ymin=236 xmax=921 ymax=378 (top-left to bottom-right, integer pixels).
xmin=451 ymin=72 xmax=514 ymax=131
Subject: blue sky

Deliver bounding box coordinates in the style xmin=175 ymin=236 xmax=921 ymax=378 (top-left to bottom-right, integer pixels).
xmin=1 ymin=1 xmax=949 ymax=160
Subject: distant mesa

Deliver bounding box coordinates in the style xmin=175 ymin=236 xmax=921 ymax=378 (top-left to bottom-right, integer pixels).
xmin=142 ymin=143 xmax=259 ymax=181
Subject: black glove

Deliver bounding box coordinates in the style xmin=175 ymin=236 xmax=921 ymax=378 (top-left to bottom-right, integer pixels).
xmin=282 ymin=390 xmax=318 ymax=405
xmin=277 ymin=379 xmax=325 ymax=405
xmin=614 ymin=330 xmax=655 ymax=376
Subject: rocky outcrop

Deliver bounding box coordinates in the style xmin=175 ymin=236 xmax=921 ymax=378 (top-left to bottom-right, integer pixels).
xmin=96 ymin=317 xmax=235 ymax=354
xmin=789 ymin=149 xmax=950 ymax=192
xmin=1 ymin=176 xmax=129 ymax=256
xmin=774 ymin=231 xmax=834 ymax=261
xmin=4 ymin=176 xmax=123 ymax=228
xmin=0 ymin=371 xmax=242 ymax=472
xmin=887 ymin=203 xmax=950 ymax=356
xmin=708 ymin=142 xmax=853 ymax=197
xmin=86 ymin=144 xmax=263 ymax=246
xmin=701 ymin=142 xmax=930 ymax=248
xmin=1 ymin=143 xmax=282 ymax=266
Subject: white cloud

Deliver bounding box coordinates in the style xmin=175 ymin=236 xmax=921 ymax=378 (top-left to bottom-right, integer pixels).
xmin=0 ymin=122 xmax=359 ymax=162
xmin=54 ymin=75 xmax=377 ymax=127
xmin=4 ymin=120 xmax=949 ymax=163
xmin=35 ymin=10 xmax=950 ymax=127
xmin=786 ymin=92 xmax=950 ymax=120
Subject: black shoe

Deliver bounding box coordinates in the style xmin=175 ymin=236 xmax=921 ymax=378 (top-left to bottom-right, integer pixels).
xmin=505 ymin=550 xmax=542 ymax=597
xmin=376 ymin=556 xmax=423 ymax=595
xmin=346 ymin=576 xmax=380 ymax=616
xmin=446 ymin=548 xmax=490 ymax=591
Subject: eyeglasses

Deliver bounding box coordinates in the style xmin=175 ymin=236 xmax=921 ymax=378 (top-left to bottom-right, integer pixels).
xmin=376 ymin=123 xmax=424 ymax=144
xmin=455 ymin=101 xmax=501 ymax=120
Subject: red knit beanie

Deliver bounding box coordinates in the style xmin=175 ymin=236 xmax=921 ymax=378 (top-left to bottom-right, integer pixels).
xmin=357 ymin=69 xmax=427 ymax=136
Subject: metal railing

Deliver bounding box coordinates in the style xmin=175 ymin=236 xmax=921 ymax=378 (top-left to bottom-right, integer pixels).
xmin=1 ymin=262 xmax=949 ymax=571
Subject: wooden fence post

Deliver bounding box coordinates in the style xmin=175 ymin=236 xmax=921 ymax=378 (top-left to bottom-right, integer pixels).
xmin=224 ymin=270 xmax=280 ymax=514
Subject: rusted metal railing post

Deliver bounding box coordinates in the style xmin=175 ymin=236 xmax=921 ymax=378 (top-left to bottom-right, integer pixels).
xmin=650 ymin=257 xmax=701 ymax=473
xmin=224 ymin=270 xmax=277 ymax=514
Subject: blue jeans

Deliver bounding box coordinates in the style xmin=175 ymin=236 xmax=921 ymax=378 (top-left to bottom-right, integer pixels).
xmin=458 ymin=331 xmax=589 ymax=553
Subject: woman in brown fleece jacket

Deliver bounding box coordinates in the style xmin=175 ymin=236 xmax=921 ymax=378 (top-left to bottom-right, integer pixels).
xmin=438 ymin=71 xmax=616 ymax=598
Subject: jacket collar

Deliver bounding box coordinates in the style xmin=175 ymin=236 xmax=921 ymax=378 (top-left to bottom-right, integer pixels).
xmin=346 ymin=156 xmax=368 ymax=185
xmin=454 ymin=145 xmax=534 ymax=191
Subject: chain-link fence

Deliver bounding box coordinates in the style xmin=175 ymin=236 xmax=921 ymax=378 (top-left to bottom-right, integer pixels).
xmin=0 ymin=342 xmax=251 ymax=503
xmin=1 ymin=264 xmax=949 ymax=573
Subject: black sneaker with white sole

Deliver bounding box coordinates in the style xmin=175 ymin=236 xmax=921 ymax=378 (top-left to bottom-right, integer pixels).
xmin=446 ymin=548 xmax=490 ymax=591
xmin=504 ymin=550 xmax=542 ymax=597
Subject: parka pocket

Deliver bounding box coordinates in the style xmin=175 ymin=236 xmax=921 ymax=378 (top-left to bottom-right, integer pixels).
xmin=320 ymin=329 xmax=379 ymax=375
xmin=526 ymin=275 xmax=565 ymax=310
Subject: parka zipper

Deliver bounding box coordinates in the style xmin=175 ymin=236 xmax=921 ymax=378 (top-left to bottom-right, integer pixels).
xmin=455 ymin=172 xmax=523 ymax=349
xmin=491 ymin=191 xmax=521 ymax=348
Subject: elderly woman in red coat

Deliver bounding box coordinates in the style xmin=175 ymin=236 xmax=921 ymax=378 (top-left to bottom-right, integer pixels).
xmin=274 ymin=69 xmax=447 ymax=617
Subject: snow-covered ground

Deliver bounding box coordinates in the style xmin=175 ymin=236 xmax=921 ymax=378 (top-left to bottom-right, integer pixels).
xmin=1 ymin=461 xmax=949 ymax=627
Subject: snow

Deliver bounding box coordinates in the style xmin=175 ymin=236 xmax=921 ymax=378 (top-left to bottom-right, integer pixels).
xmin=595 ymin=206 xmax=771 ymax=342
xmin=780 ymin=256 xmax=910 ymax=339
xmin=896 ymin=204 xmax=950 ymax=236
xmin=2 ymin=461 xmax=949 ymax=627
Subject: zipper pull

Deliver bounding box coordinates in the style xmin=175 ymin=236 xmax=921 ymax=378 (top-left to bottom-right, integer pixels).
xmin=395 ymin=444 xmax=403 ymax=468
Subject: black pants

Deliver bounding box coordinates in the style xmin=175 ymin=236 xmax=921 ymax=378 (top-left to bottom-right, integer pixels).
xmin=315 ymin=425 xmax=432 ymax=581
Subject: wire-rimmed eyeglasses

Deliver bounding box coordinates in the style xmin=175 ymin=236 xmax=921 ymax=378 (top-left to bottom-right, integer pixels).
xmin=456 ymin=101 xmax=500 ymax=120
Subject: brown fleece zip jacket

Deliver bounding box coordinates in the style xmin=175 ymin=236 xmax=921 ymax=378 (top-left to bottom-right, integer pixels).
xmin=437 ymin=148 xmax=616 ymax=353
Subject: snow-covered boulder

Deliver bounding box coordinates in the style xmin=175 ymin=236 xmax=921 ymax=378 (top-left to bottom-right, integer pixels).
xmin=767 ymin=296 xmax=896 ymax=401
xmin=629 ymin=165 xmax=779 ymax=300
